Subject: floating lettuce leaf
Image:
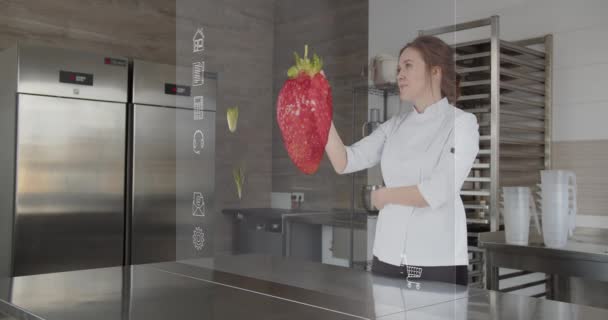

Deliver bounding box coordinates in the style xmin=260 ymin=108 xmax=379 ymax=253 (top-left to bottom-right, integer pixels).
xmin=232 ymin=166 xmax=245 ymax=200
xmin=227 ymin=106 xmax=239 ymax=133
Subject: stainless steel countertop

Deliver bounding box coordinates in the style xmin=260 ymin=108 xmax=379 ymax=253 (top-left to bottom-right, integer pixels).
xmin=283 ymin=211 xmax=368 ymax=229
xmin=378 ymin=290 xmax=608 ymax=320
xmin=0 ymin=311 xmax=17 ymax=320
xmin=479 ymin=228 xmax=608 ymax=297
xmin=223 ymin=207 xmax=371 ymax=229
xmin=1 ymin=265 xmax=362 ymax=320
xmin=479 ymin=228 xmax=608 ymax=263
xmin=1 ymin=254 xmax=607 ymax=320
xmin=155 ymin=254 xmax=481 ymax=318
xmin=222 ymin=207 xmax=369 ymax=217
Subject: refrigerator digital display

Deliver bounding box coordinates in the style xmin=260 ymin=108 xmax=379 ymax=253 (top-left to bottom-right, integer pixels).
xmin=164 ymin=83 xmax=191 ymax=96
xmin=59 ymin=71 xmax=94 ymax=86
xmin=104 ymin=57 xmax=127 ymax=67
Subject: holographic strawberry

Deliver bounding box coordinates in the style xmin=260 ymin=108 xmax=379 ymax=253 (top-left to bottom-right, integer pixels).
xmin=277 ymin=45 xmax=333 ymax=174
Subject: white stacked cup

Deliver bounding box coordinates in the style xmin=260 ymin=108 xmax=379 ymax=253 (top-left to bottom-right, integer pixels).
xmin=539 ymin=170 xmax=577 ymax=248
xmin=501 ymin=187 xmax=541 ymax=245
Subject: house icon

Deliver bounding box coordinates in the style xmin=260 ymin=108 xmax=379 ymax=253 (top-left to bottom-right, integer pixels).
xmin=193 ymin=28 xmax=205 ymax=53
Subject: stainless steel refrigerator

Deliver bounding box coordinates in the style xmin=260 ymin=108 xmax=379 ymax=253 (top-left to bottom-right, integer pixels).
xmin=0 ymin=45 xmax=129 ymax=276
xmin=129 ymin=60 xmax=216 ymax=264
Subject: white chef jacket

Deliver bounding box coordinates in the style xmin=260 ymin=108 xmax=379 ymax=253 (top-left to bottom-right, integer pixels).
xmin=342 ymin=97 xmax=479 ymax=267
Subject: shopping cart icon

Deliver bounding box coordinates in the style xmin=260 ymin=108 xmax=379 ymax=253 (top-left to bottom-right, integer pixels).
xmin=405 ymin=265 xmax=423 ymax=290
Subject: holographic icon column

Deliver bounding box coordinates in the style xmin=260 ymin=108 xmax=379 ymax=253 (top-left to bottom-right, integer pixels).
xmin=177 ymin=6 xmax=216 ymax=261
xmin=191 ymin=25 xmax=206 ymax=254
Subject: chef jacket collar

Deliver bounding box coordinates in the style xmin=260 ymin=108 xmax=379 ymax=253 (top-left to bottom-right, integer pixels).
xmin=410 ymin=97 xmax=448 ymax=120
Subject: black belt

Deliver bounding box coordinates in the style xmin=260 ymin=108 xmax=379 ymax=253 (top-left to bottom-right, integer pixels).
xmin=371 ymin=256 xmax=468 ymax=286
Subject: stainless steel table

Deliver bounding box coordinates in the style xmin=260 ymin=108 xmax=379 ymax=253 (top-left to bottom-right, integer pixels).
xmin=223 ymin=208 xmax=368 ymax=265
xmin=0 ymin=311 xmax=17 ymax=320
xmin=479 ymin=228 xmax=608 ymax=301
xmin=378 ymin=290 xmax=608 ymax=320
xmin=1 ymin=254 xmax=607 ymax=319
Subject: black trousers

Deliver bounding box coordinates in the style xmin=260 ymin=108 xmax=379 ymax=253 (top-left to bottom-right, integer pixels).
xmin=371 ymin=256 xmax=468 ymax=286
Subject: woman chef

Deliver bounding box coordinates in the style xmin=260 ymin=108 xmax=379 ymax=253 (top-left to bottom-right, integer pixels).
xmin=324 ymin=36 xmax=479 ymax=286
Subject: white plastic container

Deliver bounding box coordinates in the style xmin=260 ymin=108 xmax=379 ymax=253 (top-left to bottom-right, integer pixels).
xmin=539 ymin=171 xmax=577 ymax=248
xmin=541 ymin=170 xmax=577 ymax=186
xmin=501 ymin=187 xmax=541 ymax=245
xmin=370 ymin=54 xmax=398 ymax=86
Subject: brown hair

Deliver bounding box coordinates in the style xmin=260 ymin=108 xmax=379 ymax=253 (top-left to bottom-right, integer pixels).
xmin=399 ymin=35 xmax=460 ymax=105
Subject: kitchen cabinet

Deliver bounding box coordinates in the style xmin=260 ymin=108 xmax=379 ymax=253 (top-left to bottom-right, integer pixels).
xmin=230 ymin=209 xmax=322 ymax=262
xmin=322 ymin=226 xmax=367 ymax=268
xmin=234 ymin=212 xmax=283 ymax=257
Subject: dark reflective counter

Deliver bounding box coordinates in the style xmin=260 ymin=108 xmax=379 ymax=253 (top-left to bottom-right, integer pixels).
xmin=0 ymin=254 xmax=606 ymax=320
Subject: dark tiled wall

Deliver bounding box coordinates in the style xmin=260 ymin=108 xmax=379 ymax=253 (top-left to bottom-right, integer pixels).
xmin=0 ymin=0 xmax=177 ymax=63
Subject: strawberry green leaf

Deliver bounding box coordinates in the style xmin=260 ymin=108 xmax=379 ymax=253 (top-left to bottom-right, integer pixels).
xmin=287 ymin=44 xmax=323 ymax=79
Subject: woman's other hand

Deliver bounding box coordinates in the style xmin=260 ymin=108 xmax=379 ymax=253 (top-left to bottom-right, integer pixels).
xmin=371 ymin=187 xmax=388 ymax=210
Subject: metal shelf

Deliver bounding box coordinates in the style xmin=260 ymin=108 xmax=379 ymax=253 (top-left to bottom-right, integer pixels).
xmin=501 ymin=54 xmax=545 ymax=71
xmin=455 ymin=52 xmax=491 ymax=61
xmin=468 ymin=245 xmax=487 ymax=253
xmin=500 ymin=83 xmax=545 ymax=96
xmin=464 ymin=200 xmax=489 ymax=206
xmin=457 ymin=94 xmax=544 ymax=108
xmin=501 ymin=68 xmax=545 ymax=83
xmin=457 ymin=65 xmax=491 ymax=74
xmin=459 ymin=93 xmax=491 ymax=102
xmin=499 ymin=150 xmax=546 ymax=158
xmin=502 ymin=96 xmax=545 ymax=108
xmin=500 ymin=124 xmax=545 ymax=133
xmin=452 ymin=38 xmax=492 ymax=49
xmin=477 ymin=149 xmax=491 ymax=156
xmin=460 ymin=80 xmax=545 ymax=96
xmin=452 ymin=38 xmax=545 ymax=59
xmin=423 ymin=18 xmax=552 ymax=230
xmin=467 ymin=218 xmax=490 ymax=225
xmin=465 ymin=203 xmax=490 ymax=210
xmin=501 ymin=40 xmax=546 ymax=58
xmin=478 ymin=121 xmax=545 ymax=133
xmin=421 ymin=16 xmax=552 ymax=290
xmin=464 ymin=107 xmax=546 ymax=122
xmin=472 ymin=163 xmax=491 ymax=169
xmin=456 ymin=52 xmax=545 ymax=72
xmin=461 ymin=190 xmax=491 ymax=196
xmin=468 ymin=270 xmax=483 ymax=277
xmin=457 ymin=66 xmax=546 ymax=83
xmin=496 ymin=137 xmax=545 ymax=146
xmin=500 ymin=109 xmax=545 ymax=121
xmin=352 ymin=83 xmax=398 ymax=154
xmin=464 ymin=107 xmax=491 ymax=114
xmin=500 ymin=164 xmax=546 ymax=172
